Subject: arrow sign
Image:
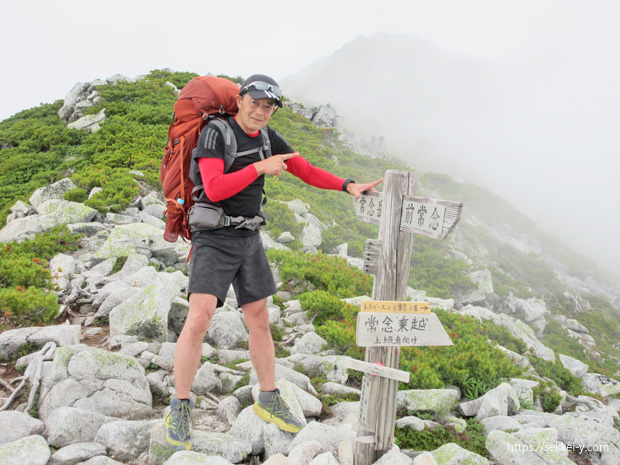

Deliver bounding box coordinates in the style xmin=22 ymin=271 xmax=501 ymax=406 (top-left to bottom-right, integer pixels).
xmin=353 ymin=193 xmax=462 ymax=240
xmin=356 ymin=311 xmax=454 ymax=347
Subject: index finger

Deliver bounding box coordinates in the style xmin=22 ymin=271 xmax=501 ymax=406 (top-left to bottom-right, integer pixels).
xmin=278 ymin=152 xmax=299 ymax=161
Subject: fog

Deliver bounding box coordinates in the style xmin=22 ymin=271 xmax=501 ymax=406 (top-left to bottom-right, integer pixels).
xmin=1 ymin=0 xmax=619 ymax=280
xmin=282 ymin=28 xmax=620 ymax=280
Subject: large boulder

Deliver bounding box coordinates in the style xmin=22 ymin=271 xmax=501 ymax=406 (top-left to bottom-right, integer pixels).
xmin=397 ymin=389 xmax=459 ymax=416
xmin=0 ymin=435 xmax=51 ymax=465
xmin=39 ymin=346 xmax=152 ymax=420
xmin=109 ymin=275 xmax=181 ymax=341
xmin=95 ymin=223 xmax=177 ymax=260
xmin=29 ymin=178 xmax=77 ymax=207
xmin=0 ymin=411 xmax=44 ymax=445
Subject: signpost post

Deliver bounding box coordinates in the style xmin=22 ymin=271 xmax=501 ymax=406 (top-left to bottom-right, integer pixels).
xmin=351 ymin=170 xmax=462 ymax=465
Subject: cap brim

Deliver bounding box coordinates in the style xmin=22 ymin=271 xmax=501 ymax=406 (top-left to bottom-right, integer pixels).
xmin=246 ymin=89 xmax=283 ymax=107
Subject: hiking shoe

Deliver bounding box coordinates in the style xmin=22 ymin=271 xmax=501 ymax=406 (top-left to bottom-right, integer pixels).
xmin=253 ymin=388 xmax=304 ymax=433
xmin=164 ymin=398 xmax=193 ymax=450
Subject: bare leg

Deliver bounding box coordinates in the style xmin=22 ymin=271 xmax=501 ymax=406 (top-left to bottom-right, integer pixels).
xmin=242 ymin=298 xmax=276 ymax=391
xmin=173 ymin=293 xmax=218 ymax=399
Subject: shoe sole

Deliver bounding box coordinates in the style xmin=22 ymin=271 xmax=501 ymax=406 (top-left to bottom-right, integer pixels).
xmin=253 ymin=402 xmax=302 ymax=433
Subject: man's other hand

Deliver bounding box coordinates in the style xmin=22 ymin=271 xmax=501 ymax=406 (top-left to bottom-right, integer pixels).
xmin=347 ymin=178 xmax=384 ymax=199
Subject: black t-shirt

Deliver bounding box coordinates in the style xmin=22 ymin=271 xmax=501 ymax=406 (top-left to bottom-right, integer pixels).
xmin=190 ymin=117 xmax=293 ymax=233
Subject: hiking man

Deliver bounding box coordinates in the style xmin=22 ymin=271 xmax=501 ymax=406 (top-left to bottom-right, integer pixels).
xmin=165 ymin=74 xmax=383 ymax=450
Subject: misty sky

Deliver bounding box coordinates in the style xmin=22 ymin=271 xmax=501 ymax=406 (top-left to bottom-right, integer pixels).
xmin=2 ymin=0 xmax=619 ymax=277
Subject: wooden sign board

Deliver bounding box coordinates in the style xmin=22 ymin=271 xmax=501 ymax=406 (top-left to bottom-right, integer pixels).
xmin=356 ymin=312 xmax=453 ymax=347
xmin=353 ymin=192 xmax=462 ymax=240
xmin=344 ymin=358 xmax=411 ymax=383
xmin=360 ymin=301 xmax=430 ymax=314
xmin=400 ymin=196 xmax=462 ymax=240
xmin=359 ymin=374 xmax=372 ymax=427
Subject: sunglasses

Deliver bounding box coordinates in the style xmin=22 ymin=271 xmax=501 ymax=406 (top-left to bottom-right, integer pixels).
xmin=240 ymin=81 xmax=283 ymax=99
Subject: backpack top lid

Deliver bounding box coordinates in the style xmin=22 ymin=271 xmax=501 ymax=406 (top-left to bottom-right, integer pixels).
xmin=175 ymin=76 xmax=240 ymax=122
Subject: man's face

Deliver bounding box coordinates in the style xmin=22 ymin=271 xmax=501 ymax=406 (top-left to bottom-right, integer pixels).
xmin=235 ymin=94 xmax=277 ymax=134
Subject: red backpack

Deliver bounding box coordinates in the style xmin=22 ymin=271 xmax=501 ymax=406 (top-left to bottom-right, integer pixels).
xmin=160 ymin=76 xmax=239 ymax=242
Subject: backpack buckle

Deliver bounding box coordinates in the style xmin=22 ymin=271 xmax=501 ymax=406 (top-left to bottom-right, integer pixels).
xmin=222 ymin=216 xmax=231 ymax=227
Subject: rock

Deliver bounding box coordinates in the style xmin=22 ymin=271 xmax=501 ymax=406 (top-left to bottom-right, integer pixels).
xmin=218 ymin=396 xmax=242 ymax=425
xmin=480 ymin=415 xmax=522 ymax=435
xmin=0 ymin=435 xmax=50 ymax=465
xmin=228 ymin=406 xmax=269 ymax=455
xmin=396 ymin=416 xmax=426 ymax=432
xmin=374 ymin=450 xmax=413 ymax=465
xmin=458 ymin=269 xmax=494 ymax=305
xmin=476 ymin=383 xmax=521 ymax=420
xmin=413 ymin=452 xmax=438 ymax=465
xmin=94 ymin=287 xmax=142 ymax=319
xmin=320 ymin=382 xmax=360 ymax=397
xmin=309 ymin=104 xmax=343 ymax=129
xmin=263 ymin=454 xmax=293 ymax=465
xmin=284 ymin=354 xmax=351 ymax=386
xmin=0 ymin=410 xmax=44 ymax=445
xmin=261 ymin=231 xmax=291 ymax=251
xmin=430 ymin=443 xmax=489 ymax=465
xmin=50 ymin=253 xmax=76 ymax=291
xmin=263 ymin=423 xmax=295 ymax=459
xmin=552 ymin=412 xmax=620 ymax=465
xmin=58 ymin=82 xmax=88 ymax=121
xmin=94 ymin=419 xmax=159 ymax=461
xmin=192 ymin=362 xmax=222 ymax=395
xmin=564 ymin=318 xmax=590 ymax=334
xmin=558 ymin=354 xmax=589 ymax=378
xmin=149 ymin=422 xmax=251 ymax=465
xmin=163 ymin=451 xmax=234 ymax=464
xmin=322 ymin=401 xmax=360 ymax=431
xmin=109 ymin=275 xmax=180 ymax=341
xmin=27 ymin=324 xmax=82 ymax=348
xmin=79 ymin=456 xmax=126 ymax=465
xmin=397 ymin=389 xmax=459 ymax=416
xmin=44 ymin=406 xmax=108 ymax=447
xmin=301 ymin=223 xmax=323 ymax=250
xmin=489 ymin=313 xmax=555 ymax=361
xmin=68 ymin=108 xmax=107 ymax=132
xmin=581 ymin=373 xmax=620 ymax=398
xmin=287 ymin=421 xmax=355 ymax=456
xmin=39 ymin=346 xmax=152 ymax=420
xmin=308 ymin=452 xmax=340 ymax=464
xmin=49 ymin=442 xmax=107 ymax=465
xmin=29 ymin=178 xmax=76 ymax=207
xmin=509 ymin=378 xmax=539 ymax=407
xmin=290 ymin=332 xmax=328 ymax=355
xmin=252 ymin=379 xmax=320 ymax=418
xmin=0 ymin=327 xmax=40 ymax=360
xmin=250 ymin=362 xmax=315 ymax=393
xmin=95 ymin=223 xmax=176 ymax=260
xmin=287 ymin=439 xmax=322 ymax=465
xmin=486 ymin=429 xmax=574 ymax=465
xmin=505 ymin=295 xmax=549 ymax=323
xmin=206 ymin=310 xmax=249 ymax=349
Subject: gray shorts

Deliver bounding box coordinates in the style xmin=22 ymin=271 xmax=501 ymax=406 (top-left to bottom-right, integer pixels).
xmin=187 ymin=231 xmax=276 ymax=307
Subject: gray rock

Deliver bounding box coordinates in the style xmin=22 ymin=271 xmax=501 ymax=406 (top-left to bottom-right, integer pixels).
xmin=27 ymin=324 xmax=82 ymax=348
xmin=68 ymin=108 xmax=107 ymax=132
xmin=0 ymin=327 xmax=40 ymax=360
xmin=95 ymin=419 xmax=159 ymax=461
xmin=39 ymin=346 xmax=152 ymax=420
xmin=192 ymin=362 xmax=222 ymax=395
xmin=321 ymin=401 xmax=360 ymax=431
xmin=109 ymin=275 xmax=180 ymax=341
xmin=284 ymin=199 xmax=311 ymax=216
xmin=263 ymin=423 xmax=295 ymax=459
xmin=94 ymin=287 xmax=142 ymax=319
xmin=506 ymin=295 xmax=549 ymax=323
xmin=430 ymin=443 xmax=489 ymax=465
xmin=581 ymin=373 xmax=620 ymax=398
xmin=260 ymin=231 xmax=291 ymax=251
xmin=94 ymin=223 xmax=175 ymax=260
xmin=49 ymin=442 xmax=107 ymax=465
xmin=218 ymin=396 xmax=242 ymax=425
xmin=397 ymin=389 xmax=459 ymax=416
xmin=287 ymin=440 xmax=323 ymax=465
xmin=252 ymin=379 xmax=319 ymax=418
xmin=36 ymin=198 xmax=97 ymax=224
xmin=284 ymin=353 xmax=351 ymax=385
xmin=149 ymin=422 xmax=251 ymax=465
xmin=228 ymin=406 xmax=267 ymax=455
xmin=206 ymin=310 xmax=249 ymax=349
xmin=480 ymin=415 xmax=522 ymax=435
xmin=374 ymin=450 xmax=413 ymax=465
xmin=0 ymin=410 xmax=44 ymax=445
xmin=45 ymin=406 xmax=108 ymax=447
xmin=320 ymin=382 xmax=360 ymax=397
xmin=250 ymin=362 xmax=314 ymax=393
xmin=144 ymin=203 xmax=166 ymax=219
xmin=139 ymin=210 xmax=166 ymax=230
xmin=396 ymin=416 xmax=426 ymax=432
xmin=79 ymin=456 xmax=126 ymax=465
xmin=29 ymin=178 xmax=77 ymax=207
xmin=290 ymin=332 xmax=327 ymax=355
xmin=287 ymin=421 xmax=355 ymax=456
xmin=476 ymin=383 xmax=521 ymax=420
xmin=308 ymin=452 xmax=340 ymax=465
xmin=509 ymin=378 xmax=539 ymax=407
xmin=564 ymin=318 xmax=590 ymax=334
xmin=489 ymin=313 xmax=555 ymax=361
xmin=301 ymin=223 xmax=322 ymax=249
xmin=558 ymin=354 xmax=589 ymax=378
xmin=163 ymin=451 xmax=233 ymax=464
xmin=0 ymin=435 xmax=50 ymax=465
xmin=486 ymin=429 xmax=573 ymax=465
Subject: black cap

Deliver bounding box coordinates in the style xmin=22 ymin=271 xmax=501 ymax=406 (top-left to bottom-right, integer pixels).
xmin=239 ymin=74 xmax=283 ymax=107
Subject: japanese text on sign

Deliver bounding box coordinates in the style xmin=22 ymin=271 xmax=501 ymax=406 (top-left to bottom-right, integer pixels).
xmin=360 ymin=301 xmax=430 ymax=314
xmin=401 ymin=199 xmax=446 ymax=235
xmin=356 ymin=312 xmax=454 ymax=347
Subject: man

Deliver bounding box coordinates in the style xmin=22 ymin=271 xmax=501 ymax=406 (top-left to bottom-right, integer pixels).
xmin=165 ymin=74 xmax=382 ymax=450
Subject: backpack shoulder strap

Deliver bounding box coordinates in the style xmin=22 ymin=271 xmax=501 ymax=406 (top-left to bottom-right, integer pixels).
xmin=209 ymin=118 xmax=237 ymax=173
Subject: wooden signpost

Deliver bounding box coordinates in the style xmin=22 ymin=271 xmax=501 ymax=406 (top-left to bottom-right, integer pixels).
xmin=350 ymin=170 xmax=462 ymax=465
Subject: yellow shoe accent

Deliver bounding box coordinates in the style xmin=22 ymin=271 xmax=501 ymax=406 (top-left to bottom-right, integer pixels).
xmin=253 ymin=401 xmax=303 ymax=433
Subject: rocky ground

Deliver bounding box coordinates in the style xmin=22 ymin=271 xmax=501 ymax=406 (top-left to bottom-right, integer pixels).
xmin=1 ymin=180 xmax=620 ymax=465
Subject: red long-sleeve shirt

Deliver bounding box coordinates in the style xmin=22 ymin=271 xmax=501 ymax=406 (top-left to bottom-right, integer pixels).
xmin=198 ymin=154 xmax=345 ymax=202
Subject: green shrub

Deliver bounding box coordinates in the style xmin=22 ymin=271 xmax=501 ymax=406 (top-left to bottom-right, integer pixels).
xmin=394 ymin=418 xmax=489 ymax=458
xmin=63 ymin=187 xmax=88 ymax=203
xmin=533 ymin=380 xmax=562 ymax=412
xmin=529 ymin=356 xmax=584 ymax=396
xmin=0 ymin=286 xmax=59 ymax=327
xmin=267 ymin=249 xmax=372 ymax=298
